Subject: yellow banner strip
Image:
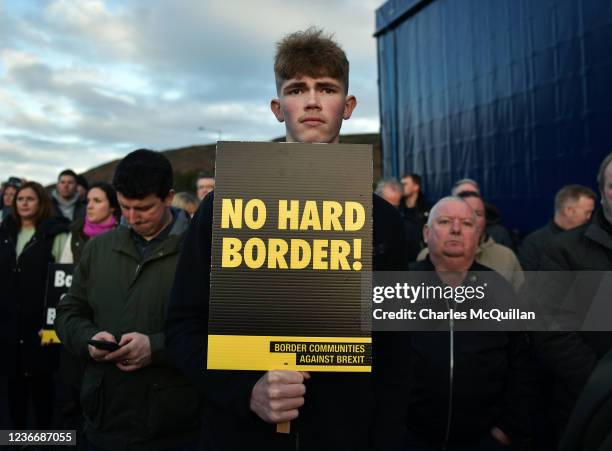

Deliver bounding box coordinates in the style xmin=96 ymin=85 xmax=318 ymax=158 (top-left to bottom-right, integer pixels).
xmin=207 ymin=335 xmax=371 ymax=372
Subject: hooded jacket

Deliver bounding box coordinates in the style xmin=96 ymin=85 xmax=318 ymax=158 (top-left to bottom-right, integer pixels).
xmin=52 ymin=190 xmax=86 ymax=222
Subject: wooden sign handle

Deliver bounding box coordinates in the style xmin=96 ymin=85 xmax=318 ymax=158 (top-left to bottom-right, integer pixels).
xmin=276 ymin=421 xmax=290 ymax=434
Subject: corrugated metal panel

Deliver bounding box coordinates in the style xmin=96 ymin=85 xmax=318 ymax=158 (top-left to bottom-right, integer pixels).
xmin=376 ymin=0 xmax=612 ymax=233
xmin=209 ymin=142 xmax=373 ymax=337
xmin=375 ymin=0 xmax=433 ymax=35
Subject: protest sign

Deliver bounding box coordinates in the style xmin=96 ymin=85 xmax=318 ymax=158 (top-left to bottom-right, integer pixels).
xmin=207 ymin=142 xmax=372 ymax=372
xmin=41 ymin=263 xmax=74 ymax=345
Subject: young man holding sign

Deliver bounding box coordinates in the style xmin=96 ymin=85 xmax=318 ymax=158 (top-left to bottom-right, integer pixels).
xmin=166 ymin=28 xmax=407 ymax=450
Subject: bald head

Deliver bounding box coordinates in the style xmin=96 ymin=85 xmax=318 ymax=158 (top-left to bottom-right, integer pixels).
xmin=427 ymin=197 xmax=477 ymax=226
xmin=424 ymin=197 xmax=479 ymax=271
xmin=600 ymin=154 xmax=612 ymax=224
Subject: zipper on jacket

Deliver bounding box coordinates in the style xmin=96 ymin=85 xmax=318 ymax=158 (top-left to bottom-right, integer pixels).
xmin=17 ymin=235 xmax=38 ymax=261
xmin=130 ymin=249 xmax=170 ymax=286
xmin=443 ymin=306 xmax=455 ymax=450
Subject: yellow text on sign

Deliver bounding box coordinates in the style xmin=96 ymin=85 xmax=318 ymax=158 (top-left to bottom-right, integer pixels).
xmin=221 ymin=237 xmax=362 ymax=271
xmin=221 ymin=199 xmax=366 ymax=231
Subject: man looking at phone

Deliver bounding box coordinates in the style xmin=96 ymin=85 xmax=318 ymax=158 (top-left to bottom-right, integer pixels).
xmin=55 ymin=149 xmax=200 ymax=451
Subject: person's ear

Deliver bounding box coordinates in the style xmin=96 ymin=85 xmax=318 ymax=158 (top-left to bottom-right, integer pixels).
xmin=164 ymin=190 xmax=175 ymax=207
xmin=343 ymin=95 xmax=357 ymax=120
xmin=423 ymin=224 xmax=429 ymax=244
xmin=271 ymin=99 xmax=284 ymax=122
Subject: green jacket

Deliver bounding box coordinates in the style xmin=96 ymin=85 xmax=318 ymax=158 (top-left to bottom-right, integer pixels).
xmin=55 ymin=210 xmax=200 ymax=451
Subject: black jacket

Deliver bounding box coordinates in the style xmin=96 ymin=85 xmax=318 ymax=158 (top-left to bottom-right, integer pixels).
xmin=0 ymin=214 xmax=69 ymax=374
xmin=67 ymin=216 xmax=88 ymax=263
xmin=165 ymin=192 xmax=409 ymax=451
xmin=402 ymin=258 xmax=533 ymax=448
xmin=485 ymin=202 xmax=514 ymax=249
xmin=532 ymin=209 xmax=612 ymax=432
xmin=559 ymin=352 xmax=612 ymax=451
xmin=559 ymin=348 xmax=612 ymax=451
xmin=518 ymin=220 xmax=564 ymax=271
xmin=52 ymin=195 xmax=86 ymax=222
xmin=398 ymin=194 xmax=431 ymax=262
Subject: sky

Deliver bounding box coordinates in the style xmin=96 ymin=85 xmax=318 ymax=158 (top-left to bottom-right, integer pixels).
xmin=0 ymin=0 xmax=386 ymax=185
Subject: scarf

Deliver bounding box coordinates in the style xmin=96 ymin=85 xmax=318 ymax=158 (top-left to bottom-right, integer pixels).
xmin=83 ymin=215 xmax=116 ymax=238
xmin=52 ymin=189 xmax=80 ymax=220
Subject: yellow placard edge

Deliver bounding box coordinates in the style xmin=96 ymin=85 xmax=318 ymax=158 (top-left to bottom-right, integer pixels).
xmin=41 ymin=329 xmax=61 ymax=345
xmin=207 ymin=334 xmax=372 ymax=372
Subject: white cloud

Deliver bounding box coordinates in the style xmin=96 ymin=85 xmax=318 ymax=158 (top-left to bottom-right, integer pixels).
xmin=0 ymin=0 xmax=385 ymax=184
xmin=44 ymin=0 xmax=136 ymax=58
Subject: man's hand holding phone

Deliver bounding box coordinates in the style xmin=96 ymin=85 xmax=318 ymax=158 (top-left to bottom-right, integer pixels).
xmin=88 ymin=332 xmax=151 ymax=372
xmin=103 ymin=332 xmax=152 ymax=372
xmin=88 ymin=331 xmax=119 ymax=361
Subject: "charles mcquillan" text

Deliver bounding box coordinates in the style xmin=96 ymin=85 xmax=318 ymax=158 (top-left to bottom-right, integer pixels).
xmin=372 ymin=308 xmax=535 ymax=321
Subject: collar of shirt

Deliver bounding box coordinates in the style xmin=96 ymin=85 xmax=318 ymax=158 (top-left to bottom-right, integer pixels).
xmin=130 ymin=209 xmax=176 ymax=262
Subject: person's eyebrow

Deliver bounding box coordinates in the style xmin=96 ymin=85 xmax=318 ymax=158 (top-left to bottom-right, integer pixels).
xmin=283 ymin=81 xmax=307 ymax=92
xmin=315 ymin=81 xmax=341 ymax=90
xmin=121 ymin=203 xmax=154 ymax=210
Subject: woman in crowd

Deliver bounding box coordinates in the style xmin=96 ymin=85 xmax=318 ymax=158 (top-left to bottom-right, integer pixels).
xmin=0 ymin=181 xmax=69 ymax=429
xmin=60 ymin=181 xmax=120 ymax=263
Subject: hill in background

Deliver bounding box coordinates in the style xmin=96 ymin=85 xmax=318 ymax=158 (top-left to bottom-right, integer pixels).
xmin=81 ymin=133 xmax=381 ymax=193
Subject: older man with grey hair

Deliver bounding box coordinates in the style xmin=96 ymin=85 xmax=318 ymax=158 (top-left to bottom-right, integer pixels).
xmin=418 ymin=192 xmax=524 ymax=291
xmin=375 ymin=177 xmax=403 ymax=209
xmin=450 ymin=178 xmax=481 ymax=196
xmin=399 ymin=196 xmax=532 ymax=450
xmin=421 ymin=196 xmax=481 ymax=270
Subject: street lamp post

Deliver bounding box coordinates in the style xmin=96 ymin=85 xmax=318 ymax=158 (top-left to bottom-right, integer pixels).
xmin=198 ymin=126 xmax=222 ymax=142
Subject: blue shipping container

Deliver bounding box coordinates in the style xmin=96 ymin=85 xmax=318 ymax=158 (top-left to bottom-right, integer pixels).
xmin=375 ymin=0 xmax=612 ymax=233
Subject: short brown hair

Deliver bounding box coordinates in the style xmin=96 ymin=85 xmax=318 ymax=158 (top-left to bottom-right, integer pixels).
xmin=274 ymin=27 xmax=349 ymax=93
xmin=401 ymin=173 xmax=422 ymax=187
xmin=11 ymin=181 xmax=53 ymax=229
xmin=554 ymin=184 xmax=597 ymax=213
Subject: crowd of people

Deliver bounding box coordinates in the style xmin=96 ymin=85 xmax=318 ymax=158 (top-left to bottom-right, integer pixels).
xmin=1 ymin=27 xmax=611 ymax=451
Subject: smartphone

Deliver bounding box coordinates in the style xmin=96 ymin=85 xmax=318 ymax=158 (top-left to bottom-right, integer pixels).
xmin=87 ymin=339 xmax=120 ymax=352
